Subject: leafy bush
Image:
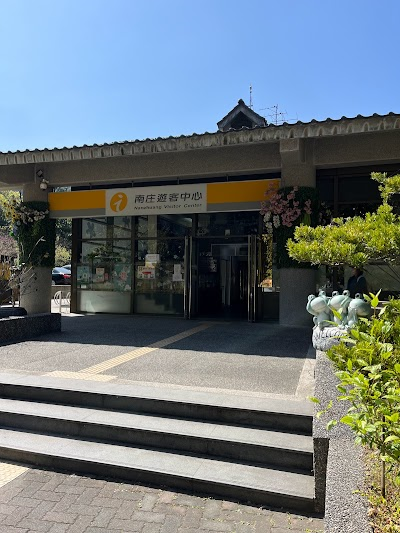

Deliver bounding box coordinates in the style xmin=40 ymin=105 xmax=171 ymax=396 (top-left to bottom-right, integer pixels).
xmin=326 ymin=296 xmax=400 ymax=495
xmin=55 ymin=245 xmax=71 ymax=267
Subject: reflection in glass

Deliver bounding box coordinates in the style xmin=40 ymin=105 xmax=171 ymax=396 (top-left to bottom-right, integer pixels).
xmin=113 ymin=216 xmax=132 ymax=238
xmin=81 ymin=217 xmax=132 ymax=240
xmin=197 ymin=212 xmax=259 ymax=236
xmin=136 ymin=215 xmax=192 ymax=238
xmin=356 ymin=264 xmax=400 ymax=300
xmin=82 ymin=218 xmax=107 ymax=239
xmin=77 ymin=239 xmax=132 ymax=293
xmin=80 ymin=240 xmax=131 ymax=263
xmin=134 ymin=238 xmax=185 ymax=314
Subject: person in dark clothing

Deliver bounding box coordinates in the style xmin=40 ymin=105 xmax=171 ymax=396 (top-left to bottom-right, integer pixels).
xmin=347 ymin=267 xmax=368 ymax=298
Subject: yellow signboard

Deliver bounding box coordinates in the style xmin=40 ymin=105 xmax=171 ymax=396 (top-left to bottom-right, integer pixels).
xmin=49 ymin=179 xmax=280 ymax=219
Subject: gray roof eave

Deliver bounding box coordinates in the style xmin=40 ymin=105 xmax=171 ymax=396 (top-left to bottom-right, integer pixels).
xmin=1 ymin=112 xmax=400 ymax=166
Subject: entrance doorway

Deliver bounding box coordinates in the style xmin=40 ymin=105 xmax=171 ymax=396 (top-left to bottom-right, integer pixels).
xmin=184 ymin=236 xmax=261 ymax=321
xmin=197 ymin=240 xmax=248 ymax=319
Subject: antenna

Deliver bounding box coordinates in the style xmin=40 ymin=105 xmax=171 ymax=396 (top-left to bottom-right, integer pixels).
xmin=249 ymin=84 xmax=253 ymax=109
xmin=258 ymin=104 xmax=296 ymax=125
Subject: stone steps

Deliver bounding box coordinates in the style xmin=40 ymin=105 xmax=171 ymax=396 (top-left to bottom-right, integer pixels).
xmin=0 ymin=372 xmax=316 ymax=512
xmin=0 ymin=373 xmax=313 ymax=434
xmin=0 ymin=398 xmax=313 ymax=473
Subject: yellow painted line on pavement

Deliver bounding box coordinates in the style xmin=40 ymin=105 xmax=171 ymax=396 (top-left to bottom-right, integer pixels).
xmin=46 ymin=371 xmax=116 ymax=382
xmin=81 ymin=323 xmax=213 ymax=375
xmin=0 ymin=462 xmax=28 ymax=488
xmin=81 ymin=347 xmax=157 ymax=375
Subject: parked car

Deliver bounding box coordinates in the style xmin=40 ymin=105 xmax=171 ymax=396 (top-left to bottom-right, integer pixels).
xmin=52 ymin=267 xmax=71 ymax=285
xmin=62 ymin=264 xmax=71 ymax=270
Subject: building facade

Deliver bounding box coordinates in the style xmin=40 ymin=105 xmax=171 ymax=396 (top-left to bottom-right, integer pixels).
xmin=1 ymin=100 xmax=400 ymax=325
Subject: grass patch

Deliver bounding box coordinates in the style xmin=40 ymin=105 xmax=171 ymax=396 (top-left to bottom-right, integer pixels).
xmin=364 ymin=449 xmax=400 ymax=533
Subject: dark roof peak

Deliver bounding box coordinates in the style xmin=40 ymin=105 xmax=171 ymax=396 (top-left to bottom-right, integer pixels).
xmin=217 ymin=99 xmax=267 ymax=132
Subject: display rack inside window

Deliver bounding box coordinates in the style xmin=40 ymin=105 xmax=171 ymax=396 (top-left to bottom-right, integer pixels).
xmin=134 ymin=239 xmax=185 ymax=315
xmin=77 ymin=240 xmax=132 ymax=291
xmin=77 ymin=217 xmax=133 ymax=313
xmin=78 ymin=217 xmax=132 ymax=292
xmin=133 ymin=215 xmax=190 ymax=314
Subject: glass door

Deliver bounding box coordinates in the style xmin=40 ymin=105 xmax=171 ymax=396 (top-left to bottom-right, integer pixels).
xmin=248 ymin=234 xmax=264 ymax=322
xmin=134 ymin=238 xmax=186 ymax=315
xmin=189 ymin=236 xmax=250 ymax=320
xmin=184 ymin=236 xmax=198 ymax=319
xmin=185 ymin=235 xmax=265 ymax=321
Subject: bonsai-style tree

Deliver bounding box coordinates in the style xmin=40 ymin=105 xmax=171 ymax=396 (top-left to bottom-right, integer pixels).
xmin=287 ymin=173 xmax=400 ymax=272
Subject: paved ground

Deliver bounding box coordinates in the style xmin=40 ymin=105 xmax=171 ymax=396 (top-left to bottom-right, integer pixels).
xmin=0 ymin=313 xmax=323 ymax=532
xmin=0 ymin=314 xmax=313 ymax=396
xmin=0 ymin=467 xmax=323 ymax=533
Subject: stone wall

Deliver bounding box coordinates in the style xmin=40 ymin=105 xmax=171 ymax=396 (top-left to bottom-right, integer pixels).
xmin=0 ymin=313 xmax=61 ymax=344
xmin=313 ymin=350 xmax=371 ymax=532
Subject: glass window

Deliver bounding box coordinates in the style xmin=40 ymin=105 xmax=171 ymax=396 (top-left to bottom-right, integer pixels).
xmin=158 ymin=214 xmax=192 ymax=237
xmin=316 ymin=177 xmax=334 ymax=204
xmin=80 ymin=240 xmax=131 ymax=263
xmin=77 ymin=239 xmax=131 ymax=292
xmin=136 ymin=215 xmax=192 ymax=238
xmin=338 ymin=176 xmax=380 ymax=204
xmin=82 ymin=218 xmax=108 ymax=239
xmin=112 ymin=216 xmax=132 ymax=238
xmin=197 ymin=212 xmax=259 ymax=236
xmin=135 ymin=239 xmax=185 ymax=266
xmin=355 ymin=264 xmax=400 ymax=300
xmin=82 ymin=217 xmax=132 ymax=240
xmin=77 ymin=217 xmax=133 ymax=313
xmin=134 ymin=238 xmax=185 ymax=315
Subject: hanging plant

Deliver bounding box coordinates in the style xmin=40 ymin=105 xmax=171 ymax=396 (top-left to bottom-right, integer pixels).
xmin=261 ymin=186 xmax=320 ymax=268
xmin=12 ymin=201 xmax=55 ymax=268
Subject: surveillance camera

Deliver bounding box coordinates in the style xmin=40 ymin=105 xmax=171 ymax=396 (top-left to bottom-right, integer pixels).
xmin=39 ymin=179 xmax=48 ymax=190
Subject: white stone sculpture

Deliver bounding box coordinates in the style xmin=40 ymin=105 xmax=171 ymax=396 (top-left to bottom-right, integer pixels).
xmin=307 ymin=290 xmax=372 ymax=351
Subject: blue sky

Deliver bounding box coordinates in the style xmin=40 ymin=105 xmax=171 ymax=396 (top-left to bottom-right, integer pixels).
xmin=0 ymin=0 xmax=399 ymax=152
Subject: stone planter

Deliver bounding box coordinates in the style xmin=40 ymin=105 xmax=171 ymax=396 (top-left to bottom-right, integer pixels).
xmin=20 ymin=266 xmax=51 ymax=314
xmin=0 ymin=313 xmax=61 ymax=343
xmin=312 ymin=325 xmax=347 ymax=351
xmin=0 ymin=306 xmax=27 ymax=318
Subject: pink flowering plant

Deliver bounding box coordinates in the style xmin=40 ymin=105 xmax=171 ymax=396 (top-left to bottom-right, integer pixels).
xmin=260 ymin=185 xmax=320 ymax=268
xmin=261 ymin=186 xmax=313 ymax=235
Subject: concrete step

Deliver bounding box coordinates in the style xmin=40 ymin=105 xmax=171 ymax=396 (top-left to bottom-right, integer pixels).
xmin=0 ymin=373 xmax=316 ymax=510
xmin=0 ymin=428 xmax=315 ymax=512
xmin=0 ymin=398 xmax=313 ymax=473
xmin=0 ymin=372 xmax=313 ymax=434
